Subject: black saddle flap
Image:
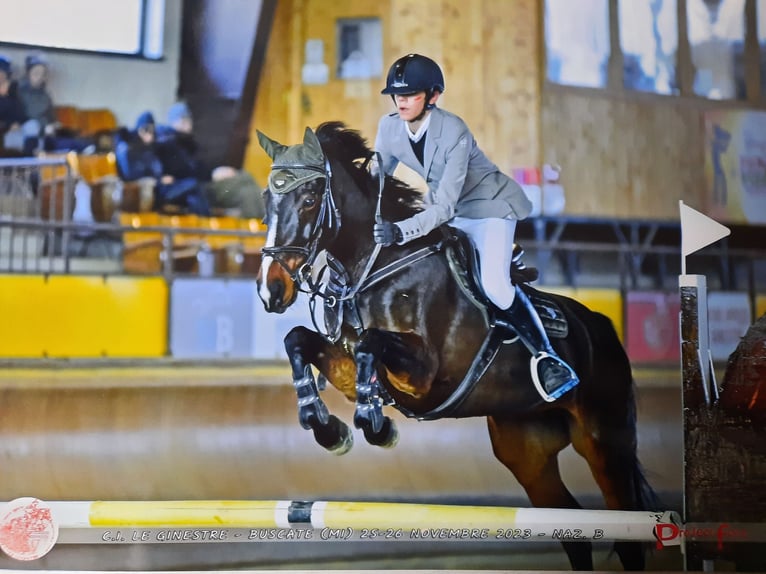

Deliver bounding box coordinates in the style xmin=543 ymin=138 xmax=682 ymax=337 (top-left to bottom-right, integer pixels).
xmin=443 ymin=225 xmax=567 ymax=339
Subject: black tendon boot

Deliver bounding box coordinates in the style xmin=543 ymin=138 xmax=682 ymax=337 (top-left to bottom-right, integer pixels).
xmin=495 ymin=286 xmax=579 ymax=402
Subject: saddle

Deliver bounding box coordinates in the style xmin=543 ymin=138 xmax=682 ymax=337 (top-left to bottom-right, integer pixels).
xmin=442 ymin=226 xmax=568 ymax=339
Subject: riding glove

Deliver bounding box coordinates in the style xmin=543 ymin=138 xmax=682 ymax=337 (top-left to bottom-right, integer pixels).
xmin=373 ymin=220 xmax=403 ymax=246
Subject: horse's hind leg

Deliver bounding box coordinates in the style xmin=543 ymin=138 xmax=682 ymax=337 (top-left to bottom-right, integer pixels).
xmin=353 ymin=332 xmax=399 ymax=448
xmin=569 ymin=402 xmax=655 ymax=571
xmin=284 ymin=326 xmax=355 ymax=454
xmin=488 ymin=414 xmax=594 ymax=571
xmin=352 ymin=328 xmax=438 ymax=448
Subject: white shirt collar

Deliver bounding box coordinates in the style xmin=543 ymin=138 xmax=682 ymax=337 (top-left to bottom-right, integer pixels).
xmin=405 ymin=112 xmax=431 ymax=143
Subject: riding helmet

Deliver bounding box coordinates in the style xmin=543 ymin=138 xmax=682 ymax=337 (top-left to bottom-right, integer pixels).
xmin=381 ymin=54 xmax=445 ymax=96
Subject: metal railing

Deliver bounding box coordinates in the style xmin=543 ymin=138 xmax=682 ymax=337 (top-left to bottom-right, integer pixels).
xmin=1 ymin=157 xmax=764 ymax=296
xmin=1 ymin=156 xmax=266 ymax=277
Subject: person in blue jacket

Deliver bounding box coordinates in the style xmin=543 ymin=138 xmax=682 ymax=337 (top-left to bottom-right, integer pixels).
xmin=116 ymin=111 xmax=210 ymax=215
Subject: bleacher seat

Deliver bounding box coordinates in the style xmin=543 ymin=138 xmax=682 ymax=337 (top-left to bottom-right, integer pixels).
xmin=240 ymin=218 xmax=265 ymax=274
xmin=120 ymin=211 xmax=163 ymax=274
xmin=54 ymin=106 xmax=80 ymax=133
xmin=38 ymin=161 xmax=74 ymax=221
xmin=54 ymin=106 xmax=117 ymax=138
xmin=78 ymin=109 xmax=117 ymax=137
xmin=70 ymin=152 xmax=117 ymax=184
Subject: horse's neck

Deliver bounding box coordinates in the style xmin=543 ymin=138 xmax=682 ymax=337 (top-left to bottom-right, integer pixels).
xmin=328 ymin=225 xmax=376 ymax=281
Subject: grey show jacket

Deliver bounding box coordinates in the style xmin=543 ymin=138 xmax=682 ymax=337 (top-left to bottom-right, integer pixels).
xmin=374 ymin=107 xmax=532 ymax=243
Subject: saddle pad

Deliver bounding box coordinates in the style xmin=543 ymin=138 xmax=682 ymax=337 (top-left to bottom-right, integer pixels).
xmin=528 ymin=292 xmax=569 ymax=339
xmin=446 ymin=243 xmax=568 ymax=339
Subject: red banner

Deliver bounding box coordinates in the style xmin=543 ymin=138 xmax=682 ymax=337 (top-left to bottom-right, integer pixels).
xmin=626 ymin=291 xmax=680 ymax=365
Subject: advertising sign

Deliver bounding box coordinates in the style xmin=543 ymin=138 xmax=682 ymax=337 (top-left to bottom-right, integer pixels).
xmin=703 ymin=109 xmax=766 ymax=224
xmin=625 ymin=291 xmax=680 ymax=365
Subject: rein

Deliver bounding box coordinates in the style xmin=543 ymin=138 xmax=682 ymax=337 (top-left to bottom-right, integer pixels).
xmin=266 ymin=149 xmax=443 ymax=339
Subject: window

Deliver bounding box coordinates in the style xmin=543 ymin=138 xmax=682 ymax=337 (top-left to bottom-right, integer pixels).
xmin=0 ymin=0 xmax=165 ymax=60
xmin=687 ymin=0 xmax=746 ymax=99
xmin=545 ymin=0 xmax=765 ymax=101
xmin=336 ymin=18 xmax=383 ymax=80
xmin=620 ymin=0 xmax=678 ymax=94
xmin=545 ymin=0 xmax=610 ymax=89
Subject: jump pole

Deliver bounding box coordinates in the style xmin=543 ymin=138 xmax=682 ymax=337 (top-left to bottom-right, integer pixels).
xmin=0 ymin=497 xmax=680 ymax=560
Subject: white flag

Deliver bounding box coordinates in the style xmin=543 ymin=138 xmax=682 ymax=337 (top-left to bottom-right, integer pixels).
xmin=680 ymin=200 xmax=731 ymax=256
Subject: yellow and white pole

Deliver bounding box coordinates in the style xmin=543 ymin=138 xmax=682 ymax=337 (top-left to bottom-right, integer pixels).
xmin=0 ymin=497 xmax=680 ymax=561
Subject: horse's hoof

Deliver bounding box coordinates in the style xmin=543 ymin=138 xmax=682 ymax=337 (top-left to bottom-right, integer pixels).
xmin=328 ymin=422 xmax=354 ymax=456
xmin=364 ymin=417 xmax=399 ymax=448
xmin=312 ymin=414 xmax=353 ymax=455
xmin=380 ymin=419 xmax=399 ymax=448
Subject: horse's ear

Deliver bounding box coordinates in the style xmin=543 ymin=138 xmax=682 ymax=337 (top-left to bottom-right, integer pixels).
xmin=257 ymin=130 xmax=288 ymax=160
xmin=303 ymin=126 xmax=323 ymax=159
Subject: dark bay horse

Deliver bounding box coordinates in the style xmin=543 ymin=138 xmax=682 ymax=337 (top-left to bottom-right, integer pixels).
xmin=256 ymin=122 xmax=659 ymax=570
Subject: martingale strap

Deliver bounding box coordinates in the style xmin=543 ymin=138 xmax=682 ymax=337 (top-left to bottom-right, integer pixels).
xmin=396 ymin=325 xmax=507 ymax=421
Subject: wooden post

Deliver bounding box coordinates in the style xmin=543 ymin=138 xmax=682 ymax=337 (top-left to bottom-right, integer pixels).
xmin=681 ymin=271 xmax=766 ymax=570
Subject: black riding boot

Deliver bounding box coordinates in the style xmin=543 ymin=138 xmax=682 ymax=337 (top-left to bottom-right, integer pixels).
xmin=495 ymin=286 xmax=579 ymax=402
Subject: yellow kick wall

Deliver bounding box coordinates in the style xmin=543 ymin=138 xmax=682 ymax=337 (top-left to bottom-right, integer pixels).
xmin=757 ymin=294 xmax=766 ymax=321
xmin=0 ymin=275 xmax=167 ymax=358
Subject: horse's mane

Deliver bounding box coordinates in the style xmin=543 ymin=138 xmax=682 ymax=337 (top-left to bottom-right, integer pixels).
xmin=315 ymin=121 xmax=423 ymax=220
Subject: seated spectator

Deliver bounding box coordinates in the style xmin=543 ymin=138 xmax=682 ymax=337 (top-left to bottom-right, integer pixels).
xmin=157 ymin=102 xmax=264 ymax=219
xmin=16 ymin=53 xmax=93 ymax=154
xmin=0 ymin=55 xmax=28 ymax=153
xmin=17 ymin=53 xmax=57 ymax=137
xmin=116 ymin=111 xmax=210 ymax=215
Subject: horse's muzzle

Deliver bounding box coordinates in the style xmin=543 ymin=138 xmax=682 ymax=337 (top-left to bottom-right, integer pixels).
xmin=258 ymin=257 xmax=299 ymax=313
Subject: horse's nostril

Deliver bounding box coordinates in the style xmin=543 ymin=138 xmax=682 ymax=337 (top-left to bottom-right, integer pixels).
xmin=269 ymin=281 xmax=285 ymax=307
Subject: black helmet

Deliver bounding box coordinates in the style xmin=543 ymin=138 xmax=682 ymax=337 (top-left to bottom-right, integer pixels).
xmin=381 ymin=54 xmax=444 ymax=96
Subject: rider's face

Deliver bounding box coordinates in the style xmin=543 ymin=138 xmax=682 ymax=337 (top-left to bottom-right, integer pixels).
xmin=394 ymin=92 xmax=428 ymax=122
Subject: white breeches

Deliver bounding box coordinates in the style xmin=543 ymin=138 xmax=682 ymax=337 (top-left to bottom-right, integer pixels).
xmin=451 ymin=216 xmax=517 ymax=310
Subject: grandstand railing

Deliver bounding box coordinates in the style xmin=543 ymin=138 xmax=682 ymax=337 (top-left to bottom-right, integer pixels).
xmin=1 ymin=157 xmax=764 ymax=295
xmin=1 ymin=156 xmax=266 ymax=277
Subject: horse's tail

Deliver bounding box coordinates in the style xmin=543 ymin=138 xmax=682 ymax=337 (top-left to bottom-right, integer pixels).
xmin=589 ymin=310 xmax=662 ymax=512
xmin=625 ymin=379 xmax=662 ymax=512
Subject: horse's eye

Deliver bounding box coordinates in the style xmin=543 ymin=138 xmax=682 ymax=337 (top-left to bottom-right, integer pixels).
xmin=302 ymin=196 xmax=317 ymax=209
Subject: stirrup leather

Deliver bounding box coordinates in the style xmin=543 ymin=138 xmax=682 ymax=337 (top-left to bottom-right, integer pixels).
xmin=530 ymin=352 xmax=579 ymax=403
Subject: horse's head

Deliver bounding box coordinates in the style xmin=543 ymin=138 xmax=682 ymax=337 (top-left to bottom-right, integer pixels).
xmin=256 ymin=126 xmax=337 ymax=312
xmin=256 ymin=122 xmax=423 ymax=313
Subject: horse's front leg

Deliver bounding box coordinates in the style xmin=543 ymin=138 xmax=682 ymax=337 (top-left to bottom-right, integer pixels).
xmin=284 ymin=326 xmax=354 ymax=455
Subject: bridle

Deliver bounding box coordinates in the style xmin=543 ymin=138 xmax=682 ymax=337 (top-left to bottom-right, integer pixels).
xmin=261 ymin=154 xmax=341 ymax=287
xmin=262 ymin=150 xmax=385 ymax=301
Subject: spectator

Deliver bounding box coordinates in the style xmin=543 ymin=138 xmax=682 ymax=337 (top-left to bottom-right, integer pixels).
xmin=157 ymin=102 xmax=264 ymax=219
xmin=17 ymin=53 xmax=57 ymax=136
xmin=116 ymin=111 xmax=210 ymax=215
xmin=0 ymin=55 xmax=27 ymax=152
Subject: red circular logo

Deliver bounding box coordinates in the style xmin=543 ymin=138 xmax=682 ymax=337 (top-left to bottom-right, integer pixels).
xmin=0 ymin=498 xmax=59 ymax=561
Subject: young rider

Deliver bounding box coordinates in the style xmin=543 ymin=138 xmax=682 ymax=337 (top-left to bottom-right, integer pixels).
xmin=372 ymin=53 xmax=579 ymax=402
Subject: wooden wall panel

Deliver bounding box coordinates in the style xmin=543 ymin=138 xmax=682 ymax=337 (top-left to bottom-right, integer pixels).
xmin=541 ymin=89 xmax=707 ymax=219
xmin=245 ymin=0 xmax=542 ymax=186
xmin=243 ymin=0 xmax=294 ymax=183
xmin=244 ymin=1 xmax=744 ymax=220
xmin=480 ymin=0 xmax=541 ymax=169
